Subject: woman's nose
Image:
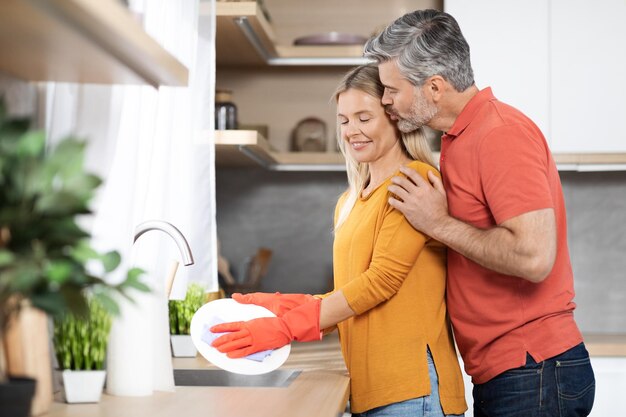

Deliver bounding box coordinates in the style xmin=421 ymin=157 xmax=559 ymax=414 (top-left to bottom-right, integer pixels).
xmin=345 ymin=121 xmax=360 ymax=136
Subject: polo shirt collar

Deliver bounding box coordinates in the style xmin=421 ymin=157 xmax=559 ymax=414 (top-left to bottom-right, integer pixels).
xmin=445 ymin=87 xmax=496 ymax=139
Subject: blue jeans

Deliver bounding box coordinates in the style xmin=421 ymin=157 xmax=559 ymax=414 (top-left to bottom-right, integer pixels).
xmin=473 ymin=343 xmax=595 ymax=417
xmin=352 ymin=349 xmax=464 ymax=417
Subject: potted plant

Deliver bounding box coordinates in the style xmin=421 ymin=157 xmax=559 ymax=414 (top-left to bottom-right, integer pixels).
xmin=53 ymin=298 xmax=111 ymax=403
xmin=168 ymin=283 xmax=205 ymax=357
xmin=0 ymin=100 xmax=148 ymax=415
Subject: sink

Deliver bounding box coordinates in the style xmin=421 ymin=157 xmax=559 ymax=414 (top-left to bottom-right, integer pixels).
xmin=173 ymin=369 xmax=301 ymax=387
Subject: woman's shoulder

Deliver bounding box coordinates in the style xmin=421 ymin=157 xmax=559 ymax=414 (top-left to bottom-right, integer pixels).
xmin=404 ymin=160 xmax=441 ymax=180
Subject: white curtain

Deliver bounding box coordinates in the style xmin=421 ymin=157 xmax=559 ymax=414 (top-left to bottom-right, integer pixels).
xmin=45 ymin=0 xmax=216 ymax=396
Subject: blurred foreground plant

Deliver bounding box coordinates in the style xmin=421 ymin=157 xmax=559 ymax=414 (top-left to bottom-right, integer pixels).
xmin=0 ymin=99 xmax=149 ymax=382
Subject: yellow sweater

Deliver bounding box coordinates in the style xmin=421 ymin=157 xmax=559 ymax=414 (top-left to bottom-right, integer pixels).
xmin=331 ymin=161 xmax=467 ymax=414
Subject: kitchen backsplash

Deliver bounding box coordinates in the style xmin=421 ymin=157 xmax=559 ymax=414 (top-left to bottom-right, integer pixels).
xmin=216 ymin=168 xmax=626 ymax=334
xmin=216 ymin=168 xmax=346 ymax=296
xmin=559 ymin=171 xmax=626 ymax=334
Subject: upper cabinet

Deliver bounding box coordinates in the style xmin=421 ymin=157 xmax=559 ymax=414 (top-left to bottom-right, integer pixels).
xmin=445 ymin=0 xmax=550 ymax=137
xmin=0 ymin=0 xmax=188 ymax=87
xmin=445 ymin=0 xmax=626 ymax=169
xmin=550 ymin=0 xmax=626 ymax=154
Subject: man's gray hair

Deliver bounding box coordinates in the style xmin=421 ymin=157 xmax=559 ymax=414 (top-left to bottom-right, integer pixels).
xmin=364 ymin=9 xmax=474 ymax=92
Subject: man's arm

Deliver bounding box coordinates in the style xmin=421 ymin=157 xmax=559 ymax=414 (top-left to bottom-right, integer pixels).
xmin=388 ymin=168 xmax=557 ymax=283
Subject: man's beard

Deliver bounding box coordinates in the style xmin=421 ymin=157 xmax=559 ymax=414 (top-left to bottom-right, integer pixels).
xmin=387 ymin=90 xmax=438 ymax=133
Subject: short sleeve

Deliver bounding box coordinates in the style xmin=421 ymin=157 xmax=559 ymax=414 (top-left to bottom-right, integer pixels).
xmin=479 ymin=124 xmax=554 ymax=224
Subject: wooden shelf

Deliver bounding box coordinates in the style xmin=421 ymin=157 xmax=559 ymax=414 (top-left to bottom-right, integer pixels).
xmin=212 ymin=130 xmax=274 ymax=167
xmin=0 ymin=0 xmax=188 ymax=86
xmin=212 ymin=1 xmax=367 ymax=66
xmin=211 ymin=130 xmax=345 ymax=170
xmin=273 ymin=151 xmax=345 ymax=166
xmin=212 ymin=1 xmax=277 ymax=66
xmin=210 ymin=131 xmax=626 ymax=171
xmin=276 ymin=45 xmax=364 ymax=59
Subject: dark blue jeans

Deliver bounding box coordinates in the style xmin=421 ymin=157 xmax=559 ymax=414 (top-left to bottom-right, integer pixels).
xmin=473 ymin=343 xmax=595 ymax=417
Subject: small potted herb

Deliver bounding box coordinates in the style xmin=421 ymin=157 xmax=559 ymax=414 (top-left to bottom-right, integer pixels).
xmin=168 ymin=283 xmax=205 ymax=357
xmin=53 ymin=298 xmax=112 ymax=403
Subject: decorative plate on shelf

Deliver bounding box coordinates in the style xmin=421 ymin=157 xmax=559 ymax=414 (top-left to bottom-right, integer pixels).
xmin=293 ymin=32 xmax=368 ymax=46
xmin=292 ymin=117 xmax=327 ymax=152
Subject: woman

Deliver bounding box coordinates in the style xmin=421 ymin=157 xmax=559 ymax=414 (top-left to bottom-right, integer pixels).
xmin=211 ymin=65 xmax=466 ymax=417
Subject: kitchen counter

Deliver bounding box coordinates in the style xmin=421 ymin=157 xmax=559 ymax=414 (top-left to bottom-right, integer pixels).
xmin=583 ymin=333 xmax=626 ymax=357
xmin=42 ymin=333 xmax=626 ymax=417
xmin=46 ymin=333 xmax=349 ymax=417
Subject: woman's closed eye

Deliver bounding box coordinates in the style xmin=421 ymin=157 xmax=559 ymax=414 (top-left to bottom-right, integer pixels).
xmin=338 ymin=115 xmax=372 ymax=125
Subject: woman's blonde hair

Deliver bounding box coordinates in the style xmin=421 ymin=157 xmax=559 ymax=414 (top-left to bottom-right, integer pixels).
xmin=333 ymin=64 xmax=435 ymax=230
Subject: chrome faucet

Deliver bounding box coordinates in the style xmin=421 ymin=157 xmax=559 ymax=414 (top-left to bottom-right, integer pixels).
xmin=133 ymin=220 xmax=194 ymax=266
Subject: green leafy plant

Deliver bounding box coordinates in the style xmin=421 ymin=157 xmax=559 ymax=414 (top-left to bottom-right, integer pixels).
xmin=53 ymin=298 xmax=112 ymax=371
xmin=169 ymin=283 xmax=205 ymax=335
xmin=0 ymin=99 xmax=149 ymax=382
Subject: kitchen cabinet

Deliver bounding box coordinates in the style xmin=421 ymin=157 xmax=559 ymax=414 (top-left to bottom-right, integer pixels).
xmin=444 ymin=0 xmax=626 ymax=169
xmin=0 ymin=0 xmax=187 ymax=87
xmin=445 ymin=0 xmax=551 ymax=141
xmin=550 ymin=0 xmax=626 ymax=154
xmin=589 ymin=357 xmax=626 ymax=416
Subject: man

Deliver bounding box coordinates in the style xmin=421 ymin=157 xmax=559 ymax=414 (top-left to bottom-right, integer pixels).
xmin=364 ymin=9 xmax=595 ymax=417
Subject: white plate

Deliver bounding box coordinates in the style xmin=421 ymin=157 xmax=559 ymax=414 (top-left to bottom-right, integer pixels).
xmin=190 ymin=298 xmax=291 ymax=375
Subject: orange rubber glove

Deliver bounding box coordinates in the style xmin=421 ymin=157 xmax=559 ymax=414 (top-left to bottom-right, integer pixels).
xmin=232 ymin=292 xmax=316 ymax=317
xmin=211 ymin=298 xmax=321 ymax=358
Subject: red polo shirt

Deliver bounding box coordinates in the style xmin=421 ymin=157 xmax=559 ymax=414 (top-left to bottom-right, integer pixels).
xmin=440 ymin=87 xmax=583 ymax=384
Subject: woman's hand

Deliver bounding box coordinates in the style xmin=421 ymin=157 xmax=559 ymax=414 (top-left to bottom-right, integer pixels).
xmin=232 ymin=292 xmax=316 ymax=317
xmin=210 ymin=317 xmax=293 ymax=358
xmin=211 ymin=298 xmax=322 ymax=358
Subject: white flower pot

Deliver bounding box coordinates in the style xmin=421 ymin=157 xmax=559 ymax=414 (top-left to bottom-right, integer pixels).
xmin=62 ymin=370 xmax=106 ymax=403
xmin=170 ymin=335 xmax=197 ymax=357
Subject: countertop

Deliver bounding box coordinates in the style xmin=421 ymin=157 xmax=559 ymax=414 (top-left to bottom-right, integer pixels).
xmin=42 ymin=333 xmax=626 ymax=417
xmin=583 ymin=333 xmax=626 ymax=357
xmin=46 ymin=333 xmax=350 ymax=417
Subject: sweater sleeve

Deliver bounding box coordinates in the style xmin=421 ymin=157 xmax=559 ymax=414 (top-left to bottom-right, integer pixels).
xmin=339 ymin=167 xmax=433 ymax=315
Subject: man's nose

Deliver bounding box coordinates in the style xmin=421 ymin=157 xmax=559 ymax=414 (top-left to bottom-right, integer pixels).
xmin=381 ymin=91 xmax=392 ymax=105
